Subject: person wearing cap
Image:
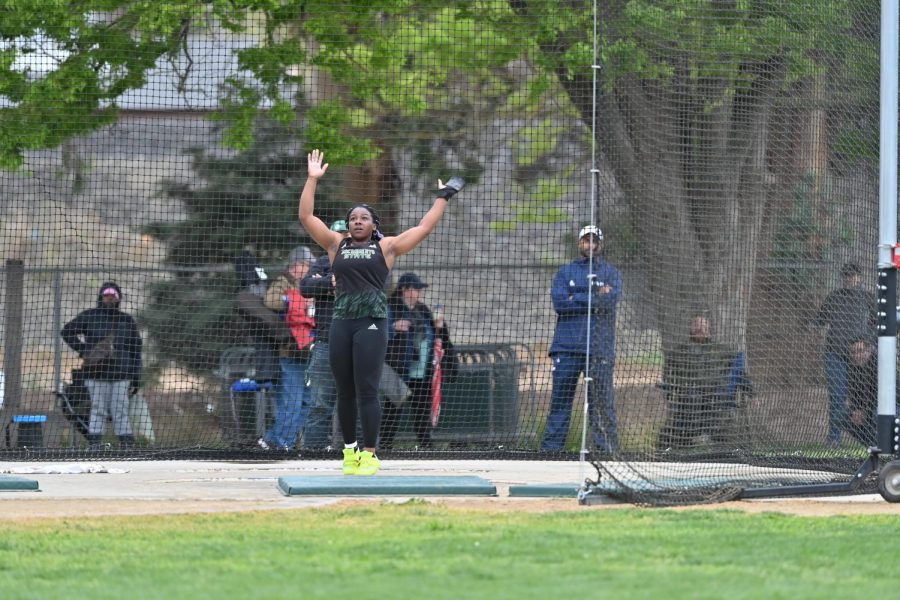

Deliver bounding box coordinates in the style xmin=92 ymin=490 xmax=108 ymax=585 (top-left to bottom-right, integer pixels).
xmin=61 ymin=281 xmax=143 ymax=449
xmin=259 ymin=245 xmax=317 ymax=450
xmin=298 ymin=148 xmax=464 ymax=475
xmin=234 ymin=250 xmax=284 ymax=387
xmin=380 ymin=272 xmax=453 ymax=450
xmin=233 ymin=250 xmax=290 ymax=445
xmin=541 ymin=225 xmax=622 ymax=453
xmin=299 ymin=220 xmax=350 ymax=449
xmin=811 ymin=262 xmax=876 ymax=448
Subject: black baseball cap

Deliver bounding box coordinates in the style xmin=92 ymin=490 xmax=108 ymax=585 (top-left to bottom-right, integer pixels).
xmin=397 ymin=272 xmax=428 ymax=290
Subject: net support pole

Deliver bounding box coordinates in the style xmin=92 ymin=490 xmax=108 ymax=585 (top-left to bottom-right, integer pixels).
xmin=1 ymin=260 xmax=25 ymax=447
xmin=578 ymin=0 xmax=602 ymax=482
xmin=877 ymin=0 xmax=899 ymax=456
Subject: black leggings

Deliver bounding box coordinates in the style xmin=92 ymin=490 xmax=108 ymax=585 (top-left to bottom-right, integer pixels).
xmin=329 ymin=317 xmax=388 ymax=448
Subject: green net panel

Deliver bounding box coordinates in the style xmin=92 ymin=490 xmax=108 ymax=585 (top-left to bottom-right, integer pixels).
xmin=0 ymin=1 xmax=888 ymax=504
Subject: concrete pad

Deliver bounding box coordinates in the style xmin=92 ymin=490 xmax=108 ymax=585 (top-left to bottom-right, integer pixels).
xmin=278 ymin=475 xmax=497 ymax=496
xmin=508 ymin=483 xmax=581 ymax=498
xmin=0 ymin=474 xmax=39 ymax=491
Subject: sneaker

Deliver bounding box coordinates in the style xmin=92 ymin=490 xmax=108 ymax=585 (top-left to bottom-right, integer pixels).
xmin=356 ymin=450 xmax=381 ymax=476
xmin=257 ymin=438 xmax=272 ymax=451
xmin=342 ymin=447 xmax=360 ymax=475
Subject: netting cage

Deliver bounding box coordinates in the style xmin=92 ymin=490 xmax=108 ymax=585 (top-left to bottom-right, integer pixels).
xmin=0 ymin=1 xmax=895 ymax=504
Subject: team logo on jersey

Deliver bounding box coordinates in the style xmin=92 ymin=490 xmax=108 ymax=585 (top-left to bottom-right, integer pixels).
xmin=341 ymin=247 xmax=375 ymax=260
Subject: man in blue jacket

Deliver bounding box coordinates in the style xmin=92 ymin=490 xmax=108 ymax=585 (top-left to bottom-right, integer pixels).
xmin=541 ymin=225 xmax=621 ymax=453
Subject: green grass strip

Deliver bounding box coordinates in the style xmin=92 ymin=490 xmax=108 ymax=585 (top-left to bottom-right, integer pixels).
xmin=1 ymin=503 xmax=897 ymax=599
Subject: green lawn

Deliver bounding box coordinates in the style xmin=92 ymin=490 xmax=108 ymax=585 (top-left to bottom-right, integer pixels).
xmin=1 ymin=502 xmax=895 ymax=599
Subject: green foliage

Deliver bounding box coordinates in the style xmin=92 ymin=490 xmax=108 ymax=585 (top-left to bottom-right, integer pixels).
xmin=2 ymin=506 xmax=900 ymax=598
xmin=139 ymin=273 xmax=242 ymax=375
xmin=0 ymin=0 xmax=875 ymax=234
xmin=0 ymin=0 xmax=183 ymax=169
xmin=144 ymin=123 xmax=314 ymax=266
xmin=138 ymin=119 xmax=345 ymax=374
xmin=599 ymin=216 xmax=641 ymax=263
xmin=828 ymin=0 xmax=880 ymax=169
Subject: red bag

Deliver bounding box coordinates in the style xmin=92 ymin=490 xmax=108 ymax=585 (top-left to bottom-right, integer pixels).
xmin=284 ymin=288 xmax=315 ymax=351
xmin=431 ymin=337 xmax=444 ymax=428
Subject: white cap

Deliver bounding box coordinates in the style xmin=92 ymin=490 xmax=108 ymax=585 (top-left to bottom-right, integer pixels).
xmin=578 ymin=225 xmax=603 ymax=240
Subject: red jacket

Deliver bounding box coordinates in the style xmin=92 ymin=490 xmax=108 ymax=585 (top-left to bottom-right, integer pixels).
xmin=284 ymin=287 xmax=315 ymax=351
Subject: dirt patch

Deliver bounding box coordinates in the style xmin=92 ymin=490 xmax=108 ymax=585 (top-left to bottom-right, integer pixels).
xmin=1 ymin=495 xmax=898 ymax=520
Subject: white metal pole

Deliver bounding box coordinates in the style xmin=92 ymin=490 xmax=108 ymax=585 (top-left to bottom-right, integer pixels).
xmin=877 ymin=0 xmax=898 ymax=454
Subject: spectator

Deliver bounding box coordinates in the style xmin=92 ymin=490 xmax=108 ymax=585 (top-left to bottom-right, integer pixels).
xmin=811 ymin=263 xmax=876 ymax=447
xmin=299 ymin=219 xmax=350 ymax=449
xmin=843 ymin=334 xmax=899 ymax=448
xmin=380 ymin=272 xmax=453 ymax=450
xmin=656 ymin=313 xmax=752 ymax=450
xmin=232 ymin=251 xmax=287 ymax=445
xmin=61 ymin=281 xmax=142 ymax=449
xmin=260 ymin=245 xmax=316 ymax=451
xmin=234 ymin=251 xmax=283 ymax=384
xmin=541 ymin=225 xmax=621 ymax=453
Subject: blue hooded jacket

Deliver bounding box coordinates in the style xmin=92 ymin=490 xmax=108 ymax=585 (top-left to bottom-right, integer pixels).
xmin=549 ymin=257 xmax=621 ymax=359
xmin=386 ymin=297 xmax=436 ymax=381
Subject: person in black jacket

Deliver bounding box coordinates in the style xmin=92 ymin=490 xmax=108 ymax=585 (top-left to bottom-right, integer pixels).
xmin=299 ymin=219 xmax=349 ymax=449
xmin=811 ymin=263 xmax=876 ymax=447
xmin=656 ymin=313 xmax=752 ymax=450
xmin=61 ymin=281 xmax=142 ymax=448
xmin=234 ymin=251 xmax=285 ymax=385
xmin=232 ymin=251 xmax=292 ymax=446
xmin=380 ymin=272 xmax=452 ymax=450
xmin=844 ymin=334 xmax=887 ymax=447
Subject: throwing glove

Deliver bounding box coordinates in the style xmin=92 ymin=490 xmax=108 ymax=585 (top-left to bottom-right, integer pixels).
xmin=436 ymin=176 xmax=466 ymax=200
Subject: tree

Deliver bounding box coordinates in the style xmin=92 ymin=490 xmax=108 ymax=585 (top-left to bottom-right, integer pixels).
xmin=520 ymin=1 xmax=860 ymax=349
xmin=233 ymin=0 xmax=862 ymax=350
xmin=3 ymin=0 xmax=871 ymax=354
xmin=139 ymin=120 xmax=345 ymax=374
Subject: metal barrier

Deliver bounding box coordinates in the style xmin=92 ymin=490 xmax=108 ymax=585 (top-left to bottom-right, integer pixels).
xmin=214 ymin=347 xmax=273 ymax=447
xmin=433 ymin=343 xmax=531 ymax=446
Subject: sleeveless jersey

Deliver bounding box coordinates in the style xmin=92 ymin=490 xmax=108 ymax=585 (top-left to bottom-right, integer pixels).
xmin=332 ymin=237 xmax=389 ymax=319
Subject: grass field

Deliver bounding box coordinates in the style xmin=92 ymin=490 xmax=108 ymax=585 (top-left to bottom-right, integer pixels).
xmin=1 ymin=502 xmax=896 ymax=599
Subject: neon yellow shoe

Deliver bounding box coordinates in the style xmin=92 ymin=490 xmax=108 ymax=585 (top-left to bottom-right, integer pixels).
xmin=342 ymin=447 xmax=360 ymax=475
xmin=356 ymin=450 xmax=381 ymax=476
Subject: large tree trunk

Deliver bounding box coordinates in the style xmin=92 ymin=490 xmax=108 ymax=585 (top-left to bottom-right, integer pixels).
xmin=557 ymin=55 xmax=782 ymax=353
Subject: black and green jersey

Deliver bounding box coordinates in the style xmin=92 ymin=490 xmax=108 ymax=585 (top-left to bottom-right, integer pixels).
xmin=332 ymin=237 xmax=389 ymax=319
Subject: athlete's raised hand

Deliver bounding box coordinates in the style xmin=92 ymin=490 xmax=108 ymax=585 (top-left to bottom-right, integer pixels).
xmin=308 ymin=149 xmax=329 ymax=179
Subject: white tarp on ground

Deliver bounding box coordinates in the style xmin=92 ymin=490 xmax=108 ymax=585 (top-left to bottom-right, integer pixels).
xmin=1 ymin=463 xmax=129 ymax=474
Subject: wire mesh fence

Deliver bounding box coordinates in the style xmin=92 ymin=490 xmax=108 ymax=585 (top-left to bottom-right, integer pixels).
xmin=0 ymin=1 xmax=890 ymax=503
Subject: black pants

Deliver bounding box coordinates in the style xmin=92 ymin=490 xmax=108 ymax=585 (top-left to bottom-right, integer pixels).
xmin=380 ymin=378 xmax=433 ymax=449
xmin=329 ymin=317 xmax=388 ymax=448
